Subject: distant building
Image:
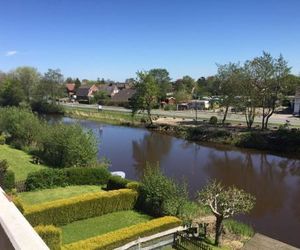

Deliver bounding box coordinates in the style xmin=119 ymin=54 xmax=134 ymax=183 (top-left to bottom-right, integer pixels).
xmin=98 ymin=84 xmax=119 ymax=97
xmin=294 ymin=87 xmax=300 ymax=115
xmin=188 ymin=100 xmax=210 ymax=110
xmin=66 ymin=83 xmax=76 ymax=97
xmin=76 ymin=84 xmax=98 ymax=103
xmin=111 ymin=88 xmax=136 ymax=105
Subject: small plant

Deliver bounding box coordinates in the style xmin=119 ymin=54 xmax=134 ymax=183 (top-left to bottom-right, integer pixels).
xmin=209 ymin=116 xmax=218 ymax=125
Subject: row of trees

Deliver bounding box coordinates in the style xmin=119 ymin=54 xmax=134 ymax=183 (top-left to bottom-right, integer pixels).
xmin=130 ymin=52 xmax=300 ymax=129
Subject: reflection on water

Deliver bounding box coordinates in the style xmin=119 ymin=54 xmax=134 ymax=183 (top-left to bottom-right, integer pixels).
xmin=61 ymin=117 xmax=300 ymax=247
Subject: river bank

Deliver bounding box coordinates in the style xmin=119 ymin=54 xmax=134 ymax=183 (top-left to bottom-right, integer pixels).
xmin=66 ymin=109 xmax=300 ymax=159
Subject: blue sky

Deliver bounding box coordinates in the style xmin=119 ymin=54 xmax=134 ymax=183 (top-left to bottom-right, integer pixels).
xmin=1 ymin=0 xmax=300 ymax=81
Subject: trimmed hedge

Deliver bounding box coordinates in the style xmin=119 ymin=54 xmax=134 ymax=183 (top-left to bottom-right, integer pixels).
xmin=62 ymin=216 xmax=182 ymax=250
xmin=65 ymin=167 xmax=110 ymax=186
xmin=25 ymin=167 xmax=111 ymax=191
xmin=35 ymin=225 xmax=62 ymax=250
xmin=106 ymin=176 xmax=129 ymax=190
xmin=24 ymin=189 xmax=138 ymax=226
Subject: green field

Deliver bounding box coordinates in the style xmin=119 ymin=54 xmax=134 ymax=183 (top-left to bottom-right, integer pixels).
xmin=0 ymin=144 xmax=48 ymax=181
xmin=18 ymin=185 xmax=103 ymax=205
xmin=61 ymin=210 xmax=152 ymax=244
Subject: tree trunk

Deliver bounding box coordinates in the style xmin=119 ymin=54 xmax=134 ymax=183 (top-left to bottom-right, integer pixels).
xmin=147 ymin=108 xmax=153 ymax=125
xmin=214 ymin=216 xmax=223 ymax=246
xmin=222 ymin=106 xmax=229 ymax=125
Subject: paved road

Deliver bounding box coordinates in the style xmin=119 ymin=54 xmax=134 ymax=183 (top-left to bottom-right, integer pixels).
xmin=63 ymin=103 xmax=300 ymax=127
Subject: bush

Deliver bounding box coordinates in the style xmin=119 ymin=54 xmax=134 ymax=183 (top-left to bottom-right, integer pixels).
xmin=62 ymin=216 xmax=182 ymax=250
xmin=224 ymin=219 xmax=254 ymax=238
xmin=40 ymin=124 xmax=98 ymax=168
xmin=24 ymin=189 xmax=138 ymax=226
xmin=35 ymin=225 xmax=62 ymax=250
xmin=65 ymin=167 xmax=110 ymax=186
xmin=3 ymin=170 xmax=15 ymax=191
xmin=25 ymin=167 xmax=111 ymax=191
xmin=12 ymin=196 xmax=25 ymax=213
xmin=0 ymin=134 xmax=6 ymax=144
xmin=31 ymin=100 xmax=65 ymax=115
xmin=126 ymin=181 xmax=141 ymax=191
xmin=209 ymin=116 xmax=218 ymax=125
xmin=107 ymin=176 xmax=129 ymax=190
xmin=25 ymin=169 xmax=68 ymax=191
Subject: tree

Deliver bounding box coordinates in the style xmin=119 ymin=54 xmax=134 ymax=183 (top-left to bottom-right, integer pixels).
xmin=10 ymin=67 xmax=40 ymax=102
xmin=65 ymin=77 xmax=73 ymax=83
xmin=245 ymin=52 xmax=290 ymax=130
xmin=131 ymin=71 xmax=159 ymax=125
xmin=216 ymin=63 xmax=243 ymax=124
xmin=74 ymin=78 xmax=81 ymax=89
xmin=198 ymin=180 xmax=255 ymax=246
xmin=149 ymin=68 xmax=171 ymax=100
xmin=173 ymin=89 xmax=192 ymax=104
xmin=0 ymin=79 xmax=26 ymax=106
xmin=42 ymin=69 xmax=64 ymax=103
xmin=174 ymin=75 xmax=196 ymax=94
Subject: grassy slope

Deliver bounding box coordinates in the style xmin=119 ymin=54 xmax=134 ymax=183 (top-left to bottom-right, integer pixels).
xmin=61 ymin=210 xmax=152 ymax=244
xmin=0 ymin=144 xmax=47 ymax=181
xmin=18 ymin=185 xmax=103 ymax=205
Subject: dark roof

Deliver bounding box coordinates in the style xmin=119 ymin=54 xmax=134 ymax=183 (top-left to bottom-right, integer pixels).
xmin=76 ymin=86 xmax=91 ymax=96
xmin=111 ymin=89 xmax=136 ymax=102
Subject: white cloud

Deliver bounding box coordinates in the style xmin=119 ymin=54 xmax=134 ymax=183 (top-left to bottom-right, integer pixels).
xmin=5 ymin=50 xmax=18 ymax=56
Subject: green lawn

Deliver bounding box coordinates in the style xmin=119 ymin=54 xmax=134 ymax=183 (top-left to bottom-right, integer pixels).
xmin=61 ymin=210 xmax=152 ymax=244
xmin=0 ymin=144 xmax=48 ymax=181
xmin=18 ymin=185 xmax=103 ymax=205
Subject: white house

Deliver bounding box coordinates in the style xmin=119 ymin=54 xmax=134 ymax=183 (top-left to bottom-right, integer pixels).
xmin=294 ymin=87 xmax=300 ymax=115
xmin=188 ymin=100 xmax=210 ymax=110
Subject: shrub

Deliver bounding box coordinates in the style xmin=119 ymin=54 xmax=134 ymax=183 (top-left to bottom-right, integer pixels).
xmin=224 ymin=219 xmax=254 ymax=238
xmin=40 ymin=124 xmax=98 ymax=168
xmin=0 ymin=134 xmax=6 ymax=144
xmin=35 ymin=225 xmax=62 ymax=250
xmin=31 ymin=100 xmax=65 ymax=115
xmin=62 ymin=216 xmax=182 ymax=250
xmin=126 ymin=181 xmax=141 ymax=191
xmin=65 ymin=167 xmax=111 ymax=186
xmin=3 ymin=170 xmax=15 ymax=191
xmin=24 ymin=189 xmax=138 ymax=226
xmin=25 ymin=167 xmax=111 ymax=191
xmin=25 ymin=169 xmax=68 ymax=191
xmin=106 ymin=176 xmax=129 ymax=190
xmin=209 ymin=116 xmax=218 ymax=125
xmin=12 ymin=196 xmax=25 ymax=213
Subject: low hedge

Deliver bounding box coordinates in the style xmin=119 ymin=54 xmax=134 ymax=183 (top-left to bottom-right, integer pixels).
xmin=35 ymin=225 xmax=62 ymax=250
xmin=25 ymin=167 xmax=111 ymax=191
xmin=106 ymin=176 xmax=129 ymax=190
xmin=24 ymin=189 xmax=138 ymax=226
xmin=62 ymin=216 xmax=182 ymax=250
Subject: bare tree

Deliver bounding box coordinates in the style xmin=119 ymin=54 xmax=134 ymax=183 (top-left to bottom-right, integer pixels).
xmin=197 ymin=180 xmax=255 ymax=246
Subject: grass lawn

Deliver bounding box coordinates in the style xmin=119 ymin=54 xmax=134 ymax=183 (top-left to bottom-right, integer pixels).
xmin=61 ymin=210 xmax=152 ymax=244
xmin=18 ymin=185 xmax=102 ymax=205
xmin=0 ymin=144 xmax=48 ymax=181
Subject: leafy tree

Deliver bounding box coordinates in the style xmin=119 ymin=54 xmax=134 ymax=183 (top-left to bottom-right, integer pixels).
xmin=149 ymin=68 xmax=171 ymax=99
xmin=92 ymin=90 xmax=109 ymax=104
xmin=131 ymin=71 xmax=159 ymax=125
xmin=174 ymin=75 xmax=196 ymax=94
xmin=198 ymin=180 xmax=255 ymax=246
xmin=42 ymin=69 xmax=64 ymax=103
xmin=65 ymin=77 xmax=73 ymax=83
xmin=74 ymin=78 xmax=81 ymax=89
xmin=0 ymin=79 xmax=26 ymax=106
xmin=245 ymin=52 xmax=290 ymax=130
xmin=10 ymin=67 xmax=41 ymax=102
xmin=173 ymin=89 xmax=192 ymax=104
xmin=216 ymin=63 xmax=243 ymax=124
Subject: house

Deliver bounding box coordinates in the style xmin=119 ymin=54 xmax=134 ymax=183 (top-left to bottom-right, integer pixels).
xmin=76 ymin=84 xmax=98 ymax=103
xmin=111 ymin=89 xmax=136 ymax=106
xmin=161 ymin=97 xmax=176 ymax=108
xmin=98 ymin=84 xmax=119 ymax=97
xmin=66 ymin=83 xmax=76 ymax=97
xmin=293 ymin=87 xmax=300 ymax=115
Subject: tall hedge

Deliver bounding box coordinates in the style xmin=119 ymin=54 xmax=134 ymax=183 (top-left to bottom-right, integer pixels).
xmin=25 ymin=189 xmax=138 ymax=226
xmin=62 ymin=216 xmax=182 ymax=250
xmin=25 ymin=167 xmax=111 ymax=191
xmin=35 ymin=225 xmax=62 ymax=250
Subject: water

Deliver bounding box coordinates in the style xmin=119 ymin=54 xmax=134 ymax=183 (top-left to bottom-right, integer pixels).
xmin=61 ymin=117 xmax=300 ymax=247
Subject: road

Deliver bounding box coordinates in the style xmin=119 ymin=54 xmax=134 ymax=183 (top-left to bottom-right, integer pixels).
xmin=62 ymin=103 xmax=300 ymax=127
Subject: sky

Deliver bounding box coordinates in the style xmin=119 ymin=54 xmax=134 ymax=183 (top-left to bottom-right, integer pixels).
xmin=1 ymin=0 xmax=300 ymax=81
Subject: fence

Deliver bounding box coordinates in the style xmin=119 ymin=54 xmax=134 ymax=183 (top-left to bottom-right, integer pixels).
xmin=15 ymin=180 xmax=26 ymax=192
xmin=173 ymin=231 xmax=212 ymax=250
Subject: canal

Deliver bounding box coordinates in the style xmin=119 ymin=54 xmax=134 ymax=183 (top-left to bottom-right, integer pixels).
xmin=63 ymin=117 xmax=300 ymax=247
